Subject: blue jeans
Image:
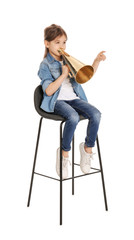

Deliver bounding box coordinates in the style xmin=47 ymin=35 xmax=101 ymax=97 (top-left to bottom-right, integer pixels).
xmin=54 ymin=99 xmax=101 ymax=151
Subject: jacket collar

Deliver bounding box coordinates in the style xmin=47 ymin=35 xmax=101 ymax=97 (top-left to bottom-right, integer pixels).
xmin=46 ymin=52 xmax=55 ymax=63
xmin=46 ymin=52 xmax=60 ymax=63
xmin=46 ymin=52 xmax=64 ymax=64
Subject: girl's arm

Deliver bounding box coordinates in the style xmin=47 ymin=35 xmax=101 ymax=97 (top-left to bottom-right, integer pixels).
xmin=45 ymin=65 xmax=70 ymax=96
xmin=92 ymin=51 xmax=106 ymax=73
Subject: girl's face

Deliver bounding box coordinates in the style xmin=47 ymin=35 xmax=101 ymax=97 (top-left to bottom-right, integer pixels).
xmin=45 ymin=34 xmax=67 ymax=61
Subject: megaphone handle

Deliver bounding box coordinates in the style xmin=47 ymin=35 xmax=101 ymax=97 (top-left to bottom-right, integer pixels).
xmin=69 ymin=72 xmax=72 ymax=78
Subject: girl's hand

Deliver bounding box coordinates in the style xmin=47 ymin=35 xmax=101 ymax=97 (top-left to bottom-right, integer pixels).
xmin=92 ymin=51 xmax=106 ymax=73
xmin=62 ymin=64 xmax=70 ymax=78
xmin=96 ymin=51 xmax=106 ymax=62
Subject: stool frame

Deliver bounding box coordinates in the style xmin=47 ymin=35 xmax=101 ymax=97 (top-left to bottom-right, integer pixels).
xmin=27 ymin=116 xmax=108 ymax=225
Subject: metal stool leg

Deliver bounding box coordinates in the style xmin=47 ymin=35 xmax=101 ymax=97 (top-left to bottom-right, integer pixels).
xmin=60 ymin=121 xmax=64 ymax=225
xmin=96 ymin=136 xmax=108 ymax=211
xmin=72 ymin=135 xmax=74 ymax=195
xmin=27 ymin=117 xmax=43 ymax=207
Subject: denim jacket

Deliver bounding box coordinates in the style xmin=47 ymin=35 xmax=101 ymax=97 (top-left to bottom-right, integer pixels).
xmin=38 ymin=52 xmax=88 ymax=112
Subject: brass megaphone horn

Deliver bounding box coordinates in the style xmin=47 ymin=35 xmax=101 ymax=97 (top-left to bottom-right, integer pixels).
xmin=58 ymin=48 xmax=94 ymax=84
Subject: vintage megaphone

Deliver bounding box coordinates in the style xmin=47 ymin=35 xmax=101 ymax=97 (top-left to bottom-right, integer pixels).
xmin=58 ymin=48 xmax=94 ymax=84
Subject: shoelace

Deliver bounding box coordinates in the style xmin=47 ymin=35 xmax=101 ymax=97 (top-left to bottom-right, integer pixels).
xmin=90 ymin=153 xmax=95 ymax=159
xmin=62 ymin=157 xmax=71 ymax=167
xmin=84 ymin=153 xmax=95 ymax=165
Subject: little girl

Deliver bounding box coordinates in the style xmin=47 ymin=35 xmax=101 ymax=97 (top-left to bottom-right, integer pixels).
xmin=38 ymin=24 xmax=106 ymax=179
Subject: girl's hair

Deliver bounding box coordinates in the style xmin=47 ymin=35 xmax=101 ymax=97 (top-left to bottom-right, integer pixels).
xmin=43 ymin=24 xmax=67 ymax=58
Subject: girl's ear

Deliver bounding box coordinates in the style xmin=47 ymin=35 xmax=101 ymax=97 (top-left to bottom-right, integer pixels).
xmin=44 ymin=40 xmax=49 ymax=48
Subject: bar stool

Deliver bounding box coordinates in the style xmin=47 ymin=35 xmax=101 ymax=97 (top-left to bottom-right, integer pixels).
xmin=27 ymin=85 xmax=108 ymax=225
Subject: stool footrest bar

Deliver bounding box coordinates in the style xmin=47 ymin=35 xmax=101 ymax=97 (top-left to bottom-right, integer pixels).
xmin=34 ymin=169 xmax=101 ymax=182
xmin=63 ymin=170 xmax=101 ymax=181
xmin=34 ymin=172 xmax=60 ymax=181
xmin=74 ymin=163 xmax=100 ymax=171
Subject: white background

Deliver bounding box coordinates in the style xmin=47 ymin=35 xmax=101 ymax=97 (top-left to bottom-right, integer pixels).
xmin=0 ymin=0 xmax=134 ymax=239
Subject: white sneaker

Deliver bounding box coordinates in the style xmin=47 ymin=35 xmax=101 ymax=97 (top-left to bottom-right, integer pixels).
xmin=56 ymin=147 xmax=71 ymax=179
xmin=79 ymin=142 xmax=95 ymax=174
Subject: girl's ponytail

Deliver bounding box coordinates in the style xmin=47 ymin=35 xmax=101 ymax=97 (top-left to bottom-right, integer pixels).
xmin=43 ymin=47 xmax=49 ymax=59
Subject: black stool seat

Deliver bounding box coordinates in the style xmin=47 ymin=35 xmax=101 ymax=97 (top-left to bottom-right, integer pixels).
xmin=34 ymin=85 xmax=86 ymax=121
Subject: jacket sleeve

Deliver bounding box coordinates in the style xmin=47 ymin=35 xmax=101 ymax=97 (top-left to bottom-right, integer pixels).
xmin=37 ymin=62 xmax=54 ymax=93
